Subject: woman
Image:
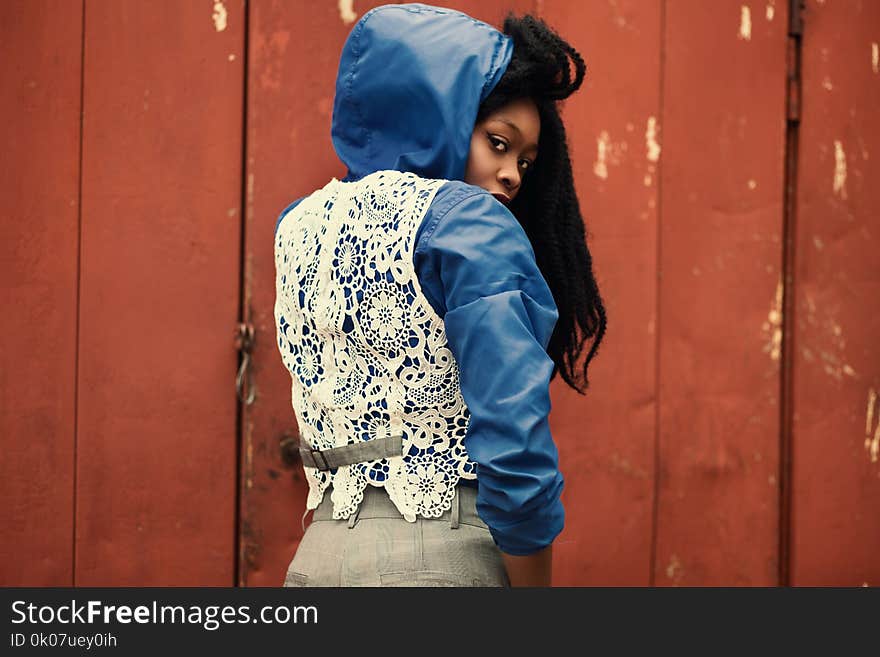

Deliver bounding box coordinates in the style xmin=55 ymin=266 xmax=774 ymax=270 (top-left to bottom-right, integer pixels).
xmin=274 ymin=3 xmax=606 ymax=587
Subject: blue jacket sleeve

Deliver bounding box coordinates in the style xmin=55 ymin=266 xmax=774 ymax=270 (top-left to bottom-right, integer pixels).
xmin=413 ymin=184 xmax=565 ymax=556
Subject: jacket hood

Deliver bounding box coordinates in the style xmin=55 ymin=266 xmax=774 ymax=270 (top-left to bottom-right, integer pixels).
xmin=332 ymin=3 xmax=513 ymax=182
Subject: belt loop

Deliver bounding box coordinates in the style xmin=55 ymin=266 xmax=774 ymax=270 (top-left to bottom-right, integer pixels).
xmin=450 ymin=487 xmax=460 ymax=530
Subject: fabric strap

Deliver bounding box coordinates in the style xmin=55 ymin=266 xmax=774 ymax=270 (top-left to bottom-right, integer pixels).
xmin=299 ymin=434 xmax=404 ymax=472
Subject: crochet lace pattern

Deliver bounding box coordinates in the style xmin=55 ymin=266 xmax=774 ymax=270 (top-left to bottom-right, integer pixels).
xmin=274 ymin=170 xmax=477 ymax=522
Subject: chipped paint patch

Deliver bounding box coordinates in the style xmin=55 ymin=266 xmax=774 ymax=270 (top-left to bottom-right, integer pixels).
xmin=739 ymin=6 xmax=752 ymax=41
xmin=609 ymin=453 xmax=648 ymax=479
xmin=813 ymin=236 xmax=824 ymax=250
xmin=867 ymin=389 xmax=879 ymax=463
xmin=245 ymin=422 xmax=253 ymax=489
xmin=666 ymin=554 xmax=684 ymax=583
xmin=833 ymin=140 xmax=848 ymax=199
xmin=748 ymin=179 xmax=757 ymax=190
xmin=766 ymin=1 xmax=775 ymax=21
xmin=822 ymin=76 xmax=833 ymax=91
xmin=873 ymin=43 xmax=879 ymax=74
xmin=212 ymin=1 xmax=228 ymax=32
xmin=819 ymin=349 xmax=856 ymax=381
xmin=338 ymin=0 xmax=358 ymax=25
xmin=646 ymin=116 xmax=661 ymax=163
xmin=761 ymin=278 xmax=783 ymax=361
xmin=593 ymin=131 xmax=610 ymax=179
xmin=228 ymin=53 xmax=236 ymax=61
xmin=868 ymin=415 xmax=880 ymax=463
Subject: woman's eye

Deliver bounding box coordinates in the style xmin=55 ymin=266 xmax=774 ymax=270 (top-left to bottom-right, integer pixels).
xmin=488 ymin=135 xmax=507 ymax=152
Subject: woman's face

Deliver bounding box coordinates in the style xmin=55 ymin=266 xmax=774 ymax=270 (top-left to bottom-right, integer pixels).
xmin=464 ymin=97 xmax=540 ymax=207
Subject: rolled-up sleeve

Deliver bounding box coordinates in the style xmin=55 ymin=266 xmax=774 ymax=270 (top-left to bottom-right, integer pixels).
xmin=413 ymin=185 xmax=565 ymax=556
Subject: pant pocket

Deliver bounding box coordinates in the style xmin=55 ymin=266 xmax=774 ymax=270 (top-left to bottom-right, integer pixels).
xmin=379 ymin=570 xmax=485 ymax=587
xmin=283 ymin=567 xmax=309 ymax=587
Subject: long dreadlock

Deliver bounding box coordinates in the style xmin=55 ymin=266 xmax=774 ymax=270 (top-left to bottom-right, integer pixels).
xmin=476 ymin=13 xmax=607 ymax=394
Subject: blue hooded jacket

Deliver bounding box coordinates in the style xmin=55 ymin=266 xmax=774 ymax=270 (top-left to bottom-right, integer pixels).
xmin=275 ymin=3 xmax=564 ymax=556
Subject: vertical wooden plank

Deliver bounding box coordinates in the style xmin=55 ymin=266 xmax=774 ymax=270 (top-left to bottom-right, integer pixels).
xmin=0 ymin=0 xmax=82 ymax=586
xmin=243 ymin=0 xmax=533 ymax=587
xmin=537 ymin=0 xmax=661 ymax=585
xmin=656 ymin=0 xmax=787 ymax=585
xmin=76 ymin=0 xmax=244 ymax=585
xmin=791 ymin=0 xmax=880 ymax=586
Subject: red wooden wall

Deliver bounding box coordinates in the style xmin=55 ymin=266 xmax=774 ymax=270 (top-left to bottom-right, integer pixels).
xmin=1 ymin=0 xmax=877 ymax=587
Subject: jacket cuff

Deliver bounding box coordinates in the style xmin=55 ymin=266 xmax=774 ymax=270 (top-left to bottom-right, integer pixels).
xmin=483 ymin=479 xmax=565 ymax=556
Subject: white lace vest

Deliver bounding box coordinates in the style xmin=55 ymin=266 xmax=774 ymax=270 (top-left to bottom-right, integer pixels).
xmin=274 ymin=170 xmax=477 ymax=522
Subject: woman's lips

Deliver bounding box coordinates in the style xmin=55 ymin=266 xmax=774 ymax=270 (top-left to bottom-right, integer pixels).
xmin=492 ymin=192 xmax=511 ymax=206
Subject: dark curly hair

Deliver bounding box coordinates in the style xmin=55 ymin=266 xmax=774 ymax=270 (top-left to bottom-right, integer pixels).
xmin=476 ymin=13 xmax=607 ymax=394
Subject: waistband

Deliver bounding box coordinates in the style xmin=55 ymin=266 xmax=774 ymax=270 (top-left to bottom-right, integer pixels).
xmin=310 ymin=484 xmax=488 ymax=530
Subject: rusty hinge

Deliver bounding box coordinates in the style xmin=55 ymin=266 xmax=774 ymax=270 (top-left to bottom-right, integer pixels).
xmin=235 ymin=322 xmax=255 ymax=405
xmin=785 ymin=0 xmax=805 ymax=123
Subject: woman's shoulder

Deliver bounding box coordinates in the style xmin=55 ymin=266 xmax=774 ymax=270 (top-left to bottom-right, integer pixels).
xmin=417 ymin=179 xmax=528 ymax=254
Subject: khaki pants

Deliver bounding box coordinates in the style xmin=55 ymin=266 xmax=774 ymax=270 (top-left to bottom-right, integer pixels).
xmin=283 ymin=484 xmax=510 ymax=587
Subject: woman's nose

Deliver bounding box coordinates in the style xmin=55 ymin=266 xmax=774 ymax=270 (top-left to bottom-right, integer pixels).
xmin=498 ymin=166 xmax=520 ymax=191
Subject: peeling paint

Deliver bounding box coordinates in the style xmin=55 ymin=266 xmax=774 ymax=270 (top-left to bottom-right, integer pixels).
xmin=748 ymin=179 xmax=757 ymax=190
xmin=766 ymin=1 xmax=775 ymax=21
xmin=228 ymin=53 xmax=236 ymax=62
xmin=833 ymin=139 xmax=848 ymax=200
xmin=646 ymin=116 xmax=661 ymax=162
xmin=805 ymin=293 xmax=816 ymax=315
xmin=813 ymin=236 xmax=824 ymax=250
xmin=608 ymin=0 xmax=631 ymax=29
xmin=245 ymin=420 xmax=253 ymax=489
xmin=666 ymin=554 xmax=684 ymax=583
xmin=338 ymin=0 xmax=358 ymax=25
xmin=867 ymin=389 xmax=879 ymax=463
xmin=761 ymin=278 xmax=783 ymax=361
xmin=822 ymin=76 xmax=833 ymax=91
xmin=212 ymin=1 xmax=228 ymax=32
xmin=818 ymin=342 xmax=856 ymax=381
xmin=868 ymin=420 xmax=880 ymax=464
xmin=609 ymin=453 xmax=648 ymax=479
xmin=873 ymin=42 xmax=879 ymax=74
xmin=593 ymin=130 xmax=610 ymax=180
xmin=739 ymin=6 xmax=752 ymax=41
